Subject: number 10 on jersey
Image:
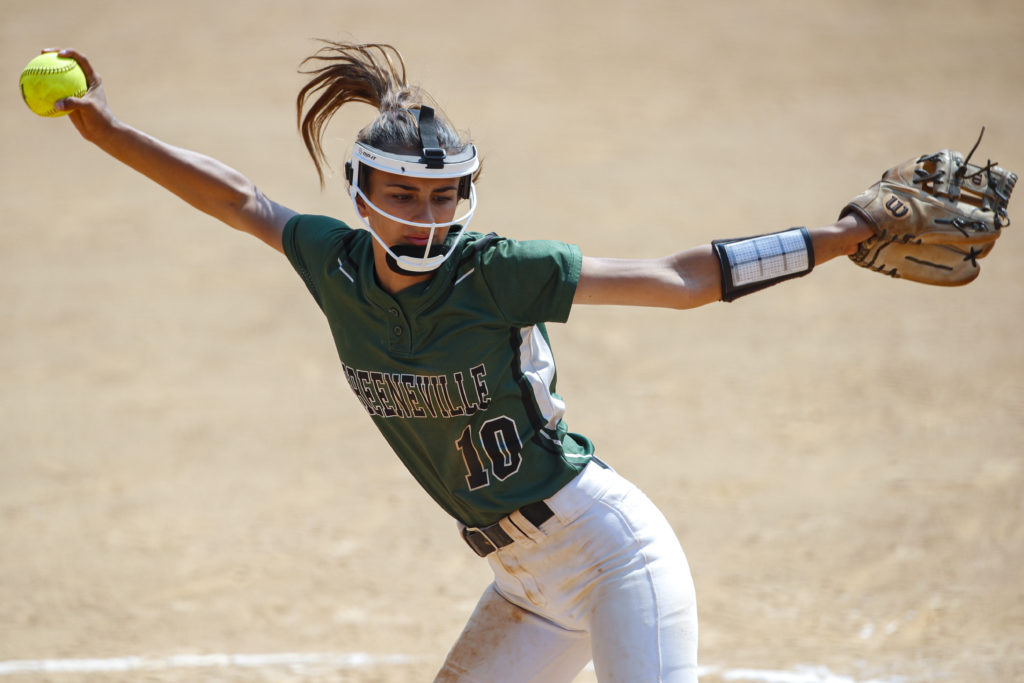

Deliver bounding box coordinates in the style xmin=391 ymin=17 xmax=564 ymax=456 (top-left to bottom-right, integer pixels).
xmin=456 ymin=416 xmax=524 ymax=490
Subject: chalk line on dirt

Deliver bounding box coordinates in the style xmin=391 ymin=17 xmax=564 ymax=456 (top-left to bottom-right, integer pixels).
xmin=0 ymin=652 xmax=412 ymax=675
xmin=0 ymin=654 xmax=905 ymax=682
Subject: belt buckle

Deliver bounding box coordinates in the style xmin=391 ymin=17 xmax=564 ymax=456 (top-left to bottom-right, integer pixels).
xmin=462 ymin=527 xmax=497 ymax=557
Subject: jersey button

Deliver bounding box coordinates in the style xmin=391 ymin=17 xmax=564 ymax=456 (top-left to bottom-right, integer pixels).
xmin=393 ymin=326 xmax=403 ymax=336
xmin=389 ymin=308 xmax=399 ymax=317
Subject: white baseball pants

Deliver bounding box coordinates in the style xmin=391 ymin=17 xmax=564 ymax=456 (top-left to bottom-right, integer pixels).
xmin=435 ymin=460 xmax=699 ymax=682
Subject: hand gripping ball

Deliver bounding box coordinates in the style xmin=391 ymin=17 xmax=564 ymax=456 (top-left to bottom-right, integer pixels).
xmin=19 ymin=52 xmax=88 ymax=117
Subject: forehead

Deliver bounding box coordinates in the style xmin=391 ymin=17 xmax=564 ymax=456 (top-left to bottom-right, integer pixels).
xmin=373 ymin=168 xmax=458 ymax=192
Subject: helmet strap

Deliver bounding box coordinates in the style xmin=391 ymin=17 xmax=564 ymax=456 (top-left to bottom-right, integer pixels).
xmin=416 ymin=106 xmax=446 ymax=169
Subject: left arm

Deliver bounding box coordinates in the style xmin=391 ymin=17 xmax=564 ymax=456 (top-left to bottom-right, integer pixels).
xmin=573 ymin=215 xmax=873 ymax=309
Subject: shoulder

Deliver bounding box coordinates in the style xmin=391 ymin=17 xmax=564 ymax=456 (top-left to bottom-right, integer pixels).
xmin=281 ymin=215 xmax=374 ymax=305
xmin=476 ymin=234 xmax=582 ymax=282
xmin=454 ymin=232 xmax=581 ymax=325
xmin=283 ymin=215 xmax=372 ymax=265
xmin=460 ymin=231 xmax=579 ymax=268
xmin=284 ymin=214 xmax=354 ymax=246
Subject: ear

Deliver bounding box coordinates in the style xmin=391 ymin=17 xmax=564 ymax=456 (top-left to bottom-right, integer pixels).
xmin=355 ymin=195 xmax=369 ymax=218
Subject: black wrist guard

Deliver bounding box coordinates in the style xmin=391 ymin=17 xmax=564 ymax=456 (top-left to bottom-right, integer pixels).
xmin=712 ymin=227 xmax=815 ymax=302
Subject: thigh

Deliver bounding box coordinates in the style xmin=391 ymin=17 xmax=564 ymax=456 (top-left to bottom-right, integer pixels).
xmin=434 ymin=584 xmax=591 ymax=683
xmin=586 ymin=487 xmax=699 ymax=683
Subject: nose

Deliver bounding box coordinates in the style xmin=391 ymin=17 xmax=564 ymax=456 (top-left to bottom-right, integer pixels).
xmin=410 ymin=199 xmax=436 ymax=227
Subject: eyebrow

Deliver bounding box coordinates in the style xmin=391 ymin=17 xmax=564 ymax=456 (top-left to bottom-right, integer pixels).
xmin=385 ymin=182 xmax=458 ymax=193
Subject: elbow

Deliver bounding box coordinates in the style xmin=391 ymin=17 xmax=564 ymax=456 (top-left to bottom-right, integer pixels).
xmin=217 ymin=175 xmax=265 ymax=228
xmin=668 ymin=272 xmax=722 ymax=310
xmin=217 ymin=164 xmax=260 ymax=211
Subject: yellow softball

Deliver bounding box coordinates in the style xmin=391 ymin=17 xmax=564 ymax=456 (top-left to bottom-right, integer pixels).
xmin=19 ymin=52 xmax=88 ymax=117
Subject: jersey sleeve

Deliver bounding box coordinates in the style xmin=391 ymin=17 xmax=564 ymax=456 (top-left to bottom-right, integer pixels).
xmin=282 ymin=214 xmax=354 ymax=310
xmin=478 ymin=238 xmax=582 ymax=325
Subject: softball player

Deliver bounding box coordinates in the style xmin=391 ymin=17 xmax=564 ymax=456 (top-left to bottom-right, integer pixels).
xmin=50 ymin=42 xmax=872 ymax=683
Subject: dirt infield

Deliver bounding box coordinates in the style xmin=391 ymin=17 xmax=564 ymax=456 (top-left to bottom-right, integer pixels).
xmin=2 ymin=1 xmax=1022 ymax=681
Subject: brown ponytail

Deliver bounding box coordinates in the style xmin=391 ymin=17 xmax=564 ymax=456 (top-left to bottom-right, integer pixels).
xmin=296 ymin=41 xmax=472 ymax=188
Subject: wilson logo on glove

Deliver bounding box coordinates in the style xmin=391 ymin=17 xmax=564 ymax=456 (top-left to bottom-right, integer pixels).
xmin=885 ymin=196 xmax=909 ymax=218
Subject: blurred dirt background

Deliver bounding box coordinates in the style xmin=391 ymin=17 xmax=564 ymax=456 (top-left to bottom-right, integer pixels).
xmin=2 ymin=1 xmax=1022 ymax=681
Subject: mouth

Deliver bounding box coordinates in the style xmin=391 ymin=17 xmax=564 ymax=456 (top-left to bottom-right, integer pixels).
xmin=405 ymin=234 xmax=432 ymax=247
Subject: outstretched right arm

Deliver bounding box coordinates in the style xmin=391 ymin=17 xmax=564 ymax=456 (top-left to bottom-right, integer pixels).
xmin=53 ymin=49 xmax=295 ymax=253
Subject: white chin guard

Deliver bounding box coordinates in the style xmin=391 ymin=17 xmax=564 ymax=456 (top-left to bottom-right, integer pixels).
xmin=344 ymin=106 xmax=480 ymax=274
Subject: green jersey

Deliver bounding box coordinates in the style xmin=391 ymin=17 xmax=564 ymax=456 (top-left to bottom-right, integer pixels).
xmin=283 ymin=214 xmax=594 ymax=527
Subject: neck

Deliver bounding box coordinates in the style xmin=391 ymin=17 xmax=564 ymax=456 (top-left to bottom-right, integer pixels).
xmin=374 ymin=251 xmax=434 ymax=294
